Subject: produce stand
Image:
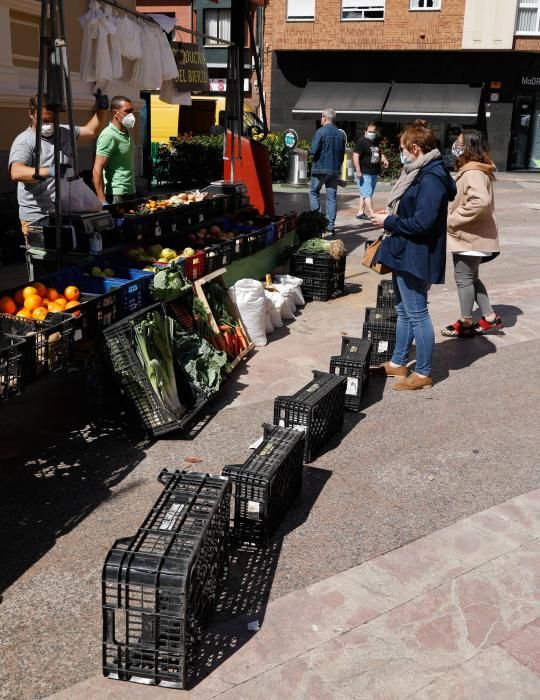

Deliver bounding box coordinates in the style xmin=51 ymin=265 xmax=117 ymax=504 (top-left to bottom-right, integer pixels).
xmin=221 ymin=230 xmax=298 ymax=287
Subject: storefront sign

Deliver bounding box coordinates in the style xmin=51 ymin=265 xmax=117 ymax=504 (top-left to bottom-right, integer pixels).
xmin=521 ymin=76 xmax=540 ymax=87
xmin=209 ymin=78 xmax=250 ymax=93
xmin=283 ymin=129 xmax=298 ymax=149
xmin=172 ymin=43 xmax=209 ymax=92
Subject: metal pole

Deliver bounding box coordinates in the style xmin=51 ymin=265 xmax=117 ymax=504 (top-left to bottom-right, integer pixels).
xmin=57 ymin=0 xmax=79 ymax=180
xmin=33 ymin=0 xmax=49 ymax=179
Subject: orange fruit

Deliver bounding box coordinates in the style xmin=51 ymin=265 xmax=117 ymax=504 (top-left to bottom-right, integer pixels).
xmin=0 ymin=296 xmax=17 ymax=315
xmin=23 ymin=294 xmax=43 ymax=311
xmin=45 ymin=288 xmax=61 ymax=302
xmin=16 ymin=308 xmax=32 ymax=318
xmin=54 ymin=298 xmax=67 ymax=309
xmin=33 ymin=282 xmax=47 ymax=298
xmin=64 ymin=286 xmax=80 ymax=302
xmin=22 ymin=286 xmax=38 ymax=299
xmin=65 ymin=300 xmax=80 ymax=310
xmin=14 ymin=289 xmax=25 ymax=307
xmin=32 ymin=307 xmax=48 ymax=320
xmin=47 ymin=302 xmax=64 ymax=313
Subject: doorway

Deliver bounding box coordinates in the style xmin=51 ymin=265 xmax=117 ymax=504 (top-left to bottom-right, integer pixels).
xmin=509 ymin=94 xmax=540 ymax=170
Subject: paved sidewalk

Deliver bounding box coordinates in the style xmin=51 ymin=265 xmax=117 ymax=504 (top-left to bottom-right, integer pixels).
xmin=48 ymin=489 xmax=540 ymax=699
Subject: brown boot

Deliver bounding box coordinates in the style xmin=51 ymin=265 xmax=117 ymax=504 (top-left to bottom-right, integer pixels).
xmin=371 ymin=362 xmax=409 ymax=378
xmin=393 ymin=372 xmax=433 ymax=391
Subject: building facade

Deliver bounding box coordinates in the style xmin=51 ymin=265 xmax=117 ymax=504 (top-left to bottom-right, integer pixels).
xmin=263 ymin=0 xmax=540 ymax=171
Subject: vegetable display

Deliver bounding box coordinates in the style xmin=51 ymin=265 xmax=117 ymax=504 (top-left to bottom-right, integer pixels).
xmin=151 ymin=263 xmax=192 ymax=303
xmin=298 ymin=238 xmax=346 ymax=260
xmin=295 ymin=210 xmax=329 ymax=242
xmin=171 ymin=325 xmax=229 ymax=396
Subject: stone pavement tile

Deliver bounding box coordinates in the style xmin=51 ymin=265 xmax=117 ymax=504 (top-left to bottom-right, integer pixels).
xmin=499 ymin=618 xmax=540 ymax=677
xmin=411 ymin=646 xmax=540 ymax=699
xmin=215 ymin=540 xmax=540 ymax=699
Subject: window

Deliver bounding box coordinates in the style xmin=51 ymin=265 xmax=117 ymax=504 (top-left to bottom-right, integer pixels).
xmin=341 ymin=1 xmax=385 ymax=21
xmin=204 ymin=8 xmax=231 ymax=45
xmin=516 ymin=0 xmax=540 ymax=33
xmin=409 ymin=0 xmax=441 ymax=9
xmin=287 ymin=0 xmax=315 ymax=21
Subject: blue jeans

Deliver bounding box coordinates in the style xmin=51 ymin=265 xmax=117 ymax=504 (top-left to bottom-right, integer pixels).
xmin=309 ymin=174 xmax=338 ymax=230
xmin=391 ymin=271 xmax=435 ymax=376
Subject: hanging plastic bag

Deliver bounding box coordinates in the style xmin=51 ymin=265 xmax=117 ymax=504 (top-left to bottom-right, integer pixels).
xmin=229 ymin=279 xmax=267 ymax=346
xmin=60 ymin=176 xmax=102 ymax=214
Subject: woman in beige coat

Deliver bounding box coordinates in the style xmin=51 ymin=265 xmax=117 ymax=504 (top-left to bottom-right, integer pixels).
xmin=442 ymin=129 xmax=503 ymax=337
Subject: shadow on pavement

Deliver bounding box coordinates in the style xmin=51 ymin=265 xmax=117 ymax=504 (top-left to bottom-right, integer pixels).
xmin=491 ymin=304 xmax=523 ymax=329
xmin=190 ymin=465 xmax=332 ymax=687
xmin=433 ymin=334 xmax=499 ymax=384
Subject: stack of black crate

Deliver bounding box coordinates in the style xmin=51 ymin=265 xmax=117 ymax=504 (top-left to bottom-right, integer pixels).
xmin=362 ymin=280 xmax=398 ymax=366
xmin=329 ymin=336 xmax=372 ymax=411
xmin=290 ymin=252 xmax=347 ymax=301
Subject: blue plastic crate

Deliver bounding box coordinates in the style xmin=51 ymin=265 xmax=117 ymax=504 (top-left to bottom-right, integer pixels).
xmin=79 ymin=260 xmax=154 ymax=318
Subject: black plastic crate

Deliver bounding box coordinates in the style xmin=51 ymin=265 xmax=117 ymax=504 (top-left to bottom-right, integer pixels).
xmin=0 ymin=312 xmax=74 ymax=382
xmin=102 ymin=304 xmax=208 ymax=438
xmin=376 ymin=279 xmax=396 ymax=308
xmin=328 ymin=337 xmax=372 ymax=412
xmin=300 ymin=273 xmax=345 ymax=302
xmin=223 ymin=423 xmax=305 ymax=546
xmin=362 ymin=320 xmax=397 ymax=366
xmin=291 ymin=252 xmax=347 ymax=278
xmin=0 ymin=336 xmax=24 ymax=400
xmin=237 ymin=228 xmax=268 ymax=257
xmin=364 ymin=306 xmax=398 ymax=324
xmin=204 ymin=239 xmax=236 ymax=273
xmin=283 ymin=211 xmax=297 ymax=233
xmin=273 ymin=370 xmax=346 ymax=463
xmin=102 ymin=469 xmax=230 ymax=690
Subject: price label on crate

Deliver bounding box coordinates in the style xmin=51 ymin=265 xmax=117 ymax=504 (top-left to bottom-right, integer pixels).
xmin=377 ymin=340 xmax=389 ymax=352
xmin=247 ymin=500 xmax=261 ymax=520
xmin=305 ymin=257 xmax=314 ymax=265
xmin=137 ymin=233 xmax=143 ymax=241
xmin=171 ymin=222 xmax=177 ymax=232
xmin=198 ymin=213 xmax=204 ymax=223
xmin=346 ymin=377 xmax=359 ymax=396
xmin=159 ymin=502 xmax=185 ymax=530
xmin=155 ymin=222 xmax=162 ymax=237
xmin=74 ymin=329 xmax=83 ymax=342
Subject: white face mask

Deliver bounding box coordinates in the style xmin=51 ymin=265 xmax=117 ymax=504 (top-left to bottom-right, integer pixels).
xmin=400 ymin=149 xmax=414 ymax=165
xmin=366 ymin=132 xmax=377 ymax=141
xmin=41 ymin=123 xmax=54 ymax=138
xmin=452 ymin=141 xmax=465 ymax=157
xmin=120 ymin=113 xmax=136 ymax=130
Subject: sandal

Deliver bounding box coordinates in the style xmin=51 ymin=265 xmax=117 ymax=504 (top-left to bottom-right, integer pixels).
xmin=441 ymin=320 xmax=475 ymax=338
xmin=475 ymin=315 xmax=504 ymax=333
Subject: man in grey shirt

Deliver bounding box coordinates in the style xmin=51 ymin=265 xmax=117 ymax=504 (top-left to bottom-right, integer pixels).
xmin=9 ymin=94 xmax=109 ymax=236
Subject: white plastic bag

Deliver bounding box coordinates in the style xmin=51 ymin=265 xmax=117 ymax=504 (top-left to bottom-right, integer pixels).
xmin=265 ymin=312 xmax=274 ymax=334
xmin=274 ymin=274 xmax=305 ymax=306
xmin=271 ymin=284 xmax=296 ymax=318
xmin=229 ymin=279 xmax=267 ymax=346
xmin=61 ymin=176 xmax=102 ymax=213
xmin=264 ymin=291 xmax=284 ymax=328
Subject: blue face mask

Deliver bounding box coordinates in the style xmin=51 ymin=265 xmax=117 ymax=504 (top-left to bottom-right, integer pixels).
xmin=400 ymin=150 xmax=413 ymax=165
xmin=366 ymin=132 xmax=377 ymax=141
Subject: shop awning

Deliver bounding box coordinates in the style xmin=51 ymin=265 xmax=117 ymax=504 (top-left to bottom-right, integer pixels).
xmin=381 ymin=83 xmax=482 ymax=123
xmin=292 ymin=82 xmax=391 ymax=118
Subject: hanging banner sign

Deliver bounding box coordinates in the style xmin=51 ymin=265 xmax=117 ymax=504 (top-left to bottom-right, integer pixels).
xmin=172 ymin=43 xmax=209 ymax=92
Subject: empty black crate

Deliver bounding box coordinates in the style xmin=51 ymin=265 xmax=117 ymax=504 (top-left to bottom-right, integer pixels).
xmin=329 ymin=337 xmax=372 ymax=412
xmin=376 ymin=279 xmax=395 ymax=308
xmin=223 ymin=423 xmax=305 ymax=546
xmin=364 ymin=306 xmax=397 ymax=324
xmin=273 ymin=370 xmax=346 ymax=463
xmin=204 ymin=239 xmax=236 ymax=273
xmin=102 ymin=304 xmax=208 ymax=438
xmin=0 ymin=336 xmax=24 ymax=400
xmin=102 ymin=469 xmax=230 ymax=690
xmin=362 ymin=320 xmax=397 ymax=366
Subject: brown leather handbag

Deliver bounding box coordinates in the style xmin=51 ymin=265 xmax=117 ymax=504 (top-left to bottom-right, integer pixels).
xmin=361 ymin=235 xmax=391 ymax=275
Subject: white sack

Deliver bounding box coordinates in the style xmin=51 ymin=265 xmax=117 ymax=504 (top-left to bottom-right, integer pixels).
xmin=229 ymin=279 xmax=267 ymax=347
xmin=265 ymin=295 xmax=283 ymax=328
xmin=274 ymin=275 xmax=306 ymax=306
xmin=265 ymin=312 xmax=274 ymax=334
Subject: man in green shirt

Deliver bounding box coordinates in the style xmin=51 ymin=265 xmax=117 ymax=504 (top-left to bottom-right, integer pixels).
xmin=93 ymin=95 xmax=136 ymax=204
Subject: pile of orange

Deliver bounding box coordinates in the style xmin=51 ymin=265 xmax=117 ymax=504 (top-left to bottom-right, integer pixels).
xmin=0 ymin=283 xmax=81 ymax=320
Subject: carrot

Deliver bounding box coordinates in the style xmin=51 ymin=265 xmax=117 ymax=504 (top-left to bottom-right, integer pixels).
xmin=236 ymin=324 xmax=248 ymax=351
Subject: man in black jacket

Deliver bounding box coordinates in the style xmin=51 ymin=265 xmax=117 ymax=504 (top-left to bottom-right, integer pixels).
xmin=309 ymin=109 xmax=346 ymax=233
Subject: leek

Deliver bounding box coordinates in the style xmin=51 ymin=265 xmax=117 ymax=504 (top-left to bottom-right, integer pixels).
xmin=132 ymin=311 xmax=185 ymax=417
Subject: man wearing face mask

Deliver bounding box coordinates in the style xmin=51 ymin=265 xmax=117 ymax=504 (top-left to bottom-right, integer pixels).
xmin=93 ymin=96 xmax=136 ymax=205
xmin=9 ymin=92 xmax=109 ymax=235
xmin=353 ymin=122 xmax=388 ymax=221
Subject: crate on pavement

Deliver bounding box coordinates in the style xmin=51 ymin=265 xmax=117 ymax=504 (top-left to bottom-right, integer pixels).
xmin=376 ymin=279 xmax=395 ymax=308
xmin=102 ymin=469 xmax=231 ymax=690
xmin=223 ymin=423 xmax=305 ymax=546
xmin=329 ymin=337 xmax=372 ymax=412
xmin=291 ymin=252 xmax=347 ymax=302
xmin=364 ymin=306 xmax=397 ymax=324
xmin=362 ymin=319 xmax=397 ymax=366
xmin=300 ymin=273 xmax=345 ymax=302
xmin=102 ymin=304 xmax=208 ymax=438
xmin=0 ymin=336 xmax=24 ymax=400
xmin=0 ymin=312 xmax=74 ymax=382
xmin=273 ymin=370 xmax=346 ymax=463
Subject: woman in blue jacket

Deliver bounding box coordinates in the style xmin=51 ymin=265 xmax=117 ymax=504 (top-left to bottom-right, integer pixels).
xmin=370 ymin=120 xmax=457 ymax=390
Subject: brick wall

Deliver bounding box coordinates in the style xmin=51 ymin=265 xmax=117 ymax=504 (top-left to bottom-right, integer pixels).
xmin=263 ymin=0 xmax=467 ymax=122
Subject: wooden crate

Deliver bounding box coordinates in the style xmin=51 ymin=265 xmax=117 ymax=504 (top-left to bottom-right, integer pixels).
xmin=193 ymin=268 xmax=254 ymax=369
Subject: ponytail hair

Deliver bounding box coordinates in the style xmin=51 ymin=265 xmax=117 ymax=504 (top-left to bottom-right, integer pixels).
xmin=400 ymin=119 xmax=437 ymax=153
